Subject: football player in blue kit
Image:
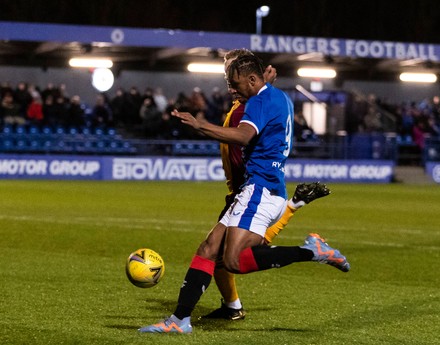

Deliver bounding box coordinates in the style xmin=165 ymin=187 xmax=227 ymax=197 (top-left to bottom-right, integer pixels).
xmin=139 ymin=54 xmax=350 ymax=334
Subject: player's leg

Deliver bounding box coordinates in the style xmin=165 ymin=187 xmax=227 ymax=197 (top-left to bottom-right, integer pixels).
xmin=204 ymin=192 xmax=245 ymax=320
xmin=264 ymin=182 xmax=331 ymax=244
xmin=222 ymin=183 xmax=283 ymax=273
xmin=221 ymin=184 xmax=349 ymax=275
xmin=202 ymin=267 xmax=246 ymax=320
xmin=208 ymin=182 xmax=332 ymax=320
xmin=139 ymin=222 xmax=226 ymax=333
xmin=238 ymin=233 xmax=350 ymax=274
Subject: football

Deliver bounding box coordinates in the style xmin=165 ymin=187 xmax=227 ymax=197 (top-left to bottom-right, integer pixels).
xmin=125 ymin=248 xmax=165 ymax=288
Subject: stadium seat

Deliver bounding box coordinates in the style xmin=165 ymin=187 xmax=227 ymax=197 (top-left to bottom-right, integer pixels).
xmin=107 ymin=128 xmax=116 ymax=136
xmin=94 ymin=128 xmax=104 ymax=136
xmin=1 ymin=139 xmax=14 ymax=151
xmin=29 ymin=125 xmax=40 ymax=135
xmin=2 ymin=125 xmax=13 ymax=134
xmin=15 ymin=126 xmax=26 ymax=135
xmin=55 ymin=126 xmax=66 ymax=135
xmin=81 ymin=127 xmax=91 ymax=136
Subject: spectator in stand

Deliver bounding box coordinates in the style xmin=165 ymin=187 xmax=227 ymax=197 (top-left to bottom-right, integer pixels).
xmin=14 ymin=81 xmax=32 ymax=118
xmin=66 ymin=95 xmax=85 ymax=128
xmin=187 ymin=87 xmax=216 ymax=138
xmin=41 ymin=82 xmax=56 ymax=102
xmin=141 ymin=87 xmax=154 ymax=102
xmin=153 ymin=87 xmax=168 ymax=112
xmin=173 ymin=92 xmax=194 ymax=139
xmin=2 ymin=91 xmax=25 ymax=126
xmin=210 ymin=86 xmax=226 ymax=125
xmin=397 ymin=102 xmax=415 ymax=140
xmin=125 ymin=86 xmax=143 ymax=126
xmin=139 ymin=95 xmax=162 ymax=138
xmin=42 ymin=94 xmax=59 ymax=128
xmin=430 ymin=96 xmax=440 ymax=123
xmin=56 ymin=83 xmax=70 ymax=104
xmin=412 ymin=118 xmax=428 ymax=150
xmin=1 ymin=81 xmax=13 ymax=99
xmin=174 ymin=92 xmax=191 ymax=112
xmin=53 ymin=95 xmax=69 ymax=127
xmin=26 ymin=94 xmax=44 ymax=126
xmin=41 ymin=82 xmax=58 ymax=102
xmin=427 ymin=116 xmax=440 ymax=138
xmin=156 ymin=98 xmax=184 ymax=139
xmin=363 ymin=107 xmax=382 ymax=132
xmin=190 ymin=87 xmax=214 ymax=120
xmin=110 ymin=88 xmax=127 ymax=127
xmin=91 ymin=94 xmax=113 ymax=128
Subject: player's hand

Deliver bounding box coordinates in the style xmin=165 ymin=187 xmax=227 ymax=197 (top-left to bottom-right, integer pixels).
xmin=171 ymin=109 xmax=200 ymax=129
xmin=264 ymin=64 xmax=277 ymax=84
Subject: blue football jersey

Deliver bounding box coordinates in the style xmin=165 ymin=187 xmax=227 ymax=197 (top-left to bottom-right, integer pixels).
xmin=240 ymin=83 xmax=294 ymax=198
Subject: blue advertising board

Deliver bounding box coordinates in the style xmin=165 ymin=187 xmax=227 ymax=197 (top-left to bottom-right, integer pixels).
xmin=426 ymin=162 xmax=440 ymax=183
xmin=0 ymin=154 xmax=395 ymax=183
xmin=0 ymin=154 xmax=102 ymax=180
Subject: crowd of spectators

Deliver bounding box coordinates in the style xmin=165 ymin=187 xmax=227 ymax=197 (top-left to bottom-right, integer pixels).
xmin=1 ymin=81 xmax=439 ymax=149
xmin=0 ymin=81 xmax=230 ymax=140
xmin=366 ymin=94 xmax=440 ymax=150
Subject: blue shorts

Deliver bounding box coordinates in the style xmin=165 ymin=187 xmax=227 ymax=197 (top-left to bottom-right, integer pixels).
xmin=219 ymin=183 xmax=287 ymax=237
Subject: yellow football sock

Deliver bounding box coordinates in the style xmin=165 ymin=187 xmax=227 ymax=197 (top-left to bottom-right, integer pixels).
xmin=213 ymin=267 xmax=239 ymax=303
xmin=264 ymin=203 xmax=296 ymax=244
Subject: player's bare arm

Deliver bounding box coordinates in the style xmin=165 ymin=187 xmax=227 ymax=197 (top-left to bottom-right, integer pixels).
xmin=171 ymin=109 xmax=256 ymax=145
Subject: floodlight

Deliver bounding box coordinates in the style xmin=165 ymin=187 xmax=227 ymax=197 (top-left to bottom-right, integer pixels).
xmin=399 ymin=72 xmax=437 ymax=83
xmin=256 ymin=6 xmax=270 ymax=34
xmin=297 ymin=67 xmax=337 ymax=79
xmin=187 ymin=63 xmax=224 ymax=74
xmin=91 ymin=68 xmax=114 ymax=92
xmin=69 ymin=58 xmax=113 ymax=68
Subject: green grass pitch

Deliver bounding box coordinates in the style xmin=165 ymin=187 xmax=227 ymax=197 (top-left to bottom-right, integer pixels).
xmin=1 ymin=180 xmax=439 ymax=345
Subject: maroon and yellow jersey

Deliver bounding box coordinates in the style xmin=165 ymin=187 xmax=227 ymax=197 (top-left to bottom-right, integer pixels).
xmin=221 ymin=100 xmax=246 ymax=194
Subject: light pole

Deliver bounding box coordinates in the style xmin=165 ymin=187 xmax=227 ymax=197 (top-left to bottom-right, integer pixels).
xmin=256 ymin=5 xmax=270 ymax=35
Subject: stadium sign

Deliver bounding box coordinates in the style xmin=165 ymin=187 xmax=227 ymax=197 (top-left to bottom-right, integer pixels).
xmin=108 ymin=157 xmax=224 ymax=181
xmin=251 ymin=36 xmax=439 ymax=61
xmin=105 ymin=157 xmax=394 ymax=183
xmin=0 ymin=155 xmax=101 ymax=179
xmin=1 ymin=21 xmax=440 ymax=62
xmin=0 ymin=155 xmax=394 ymax=183
xmin=284 ymin=159 xmax=394 ymax=183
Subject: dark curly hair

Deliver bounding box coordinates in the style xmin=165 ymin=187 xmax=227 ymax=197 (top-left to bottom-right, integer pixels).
xmin=226 ymin=54 xmax=265 ymax=83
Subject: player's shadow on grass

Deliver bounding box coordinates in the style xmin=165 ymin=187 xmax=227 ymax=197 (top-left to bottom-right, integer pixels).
xmin=106 ymin=324 xmax=140 ymax=330
xmin=104 ymin=298 xmax=310 ymax=333
xmin=193 ymin=318 xmax=310 ymax=333
xmin=104 ymin=296 xmax=182 ymax=331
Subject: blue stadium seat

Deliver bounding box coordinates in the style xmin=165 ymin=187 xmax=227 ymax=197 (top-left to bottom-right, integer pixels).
xmin=29 ymin=125 xmax=40 ymax=135
xmin=55 ymin=126 xmax=66 ymax=135
xmin=106 ymin=127 xmax=116 ymax=136
xmin=15 ymin=126 xmax=26 ymax=135
xmin=42 ymin=126 xmax=52 ymax=135
xmin=1 ymin=139 xmax=14 ymax=151
xmin=81 ymin=127 xmax=91 ymax=135
xmin=2 ymin=125 xmax=13 ymax=134
xmin=94 ymin=128 xmax=104 ymax=136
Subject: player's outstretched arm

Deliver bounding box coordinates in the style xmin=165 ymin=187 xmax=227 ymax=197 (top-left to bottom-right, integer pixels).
xmin=171 ymin=109 xmax=255 ymax=145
